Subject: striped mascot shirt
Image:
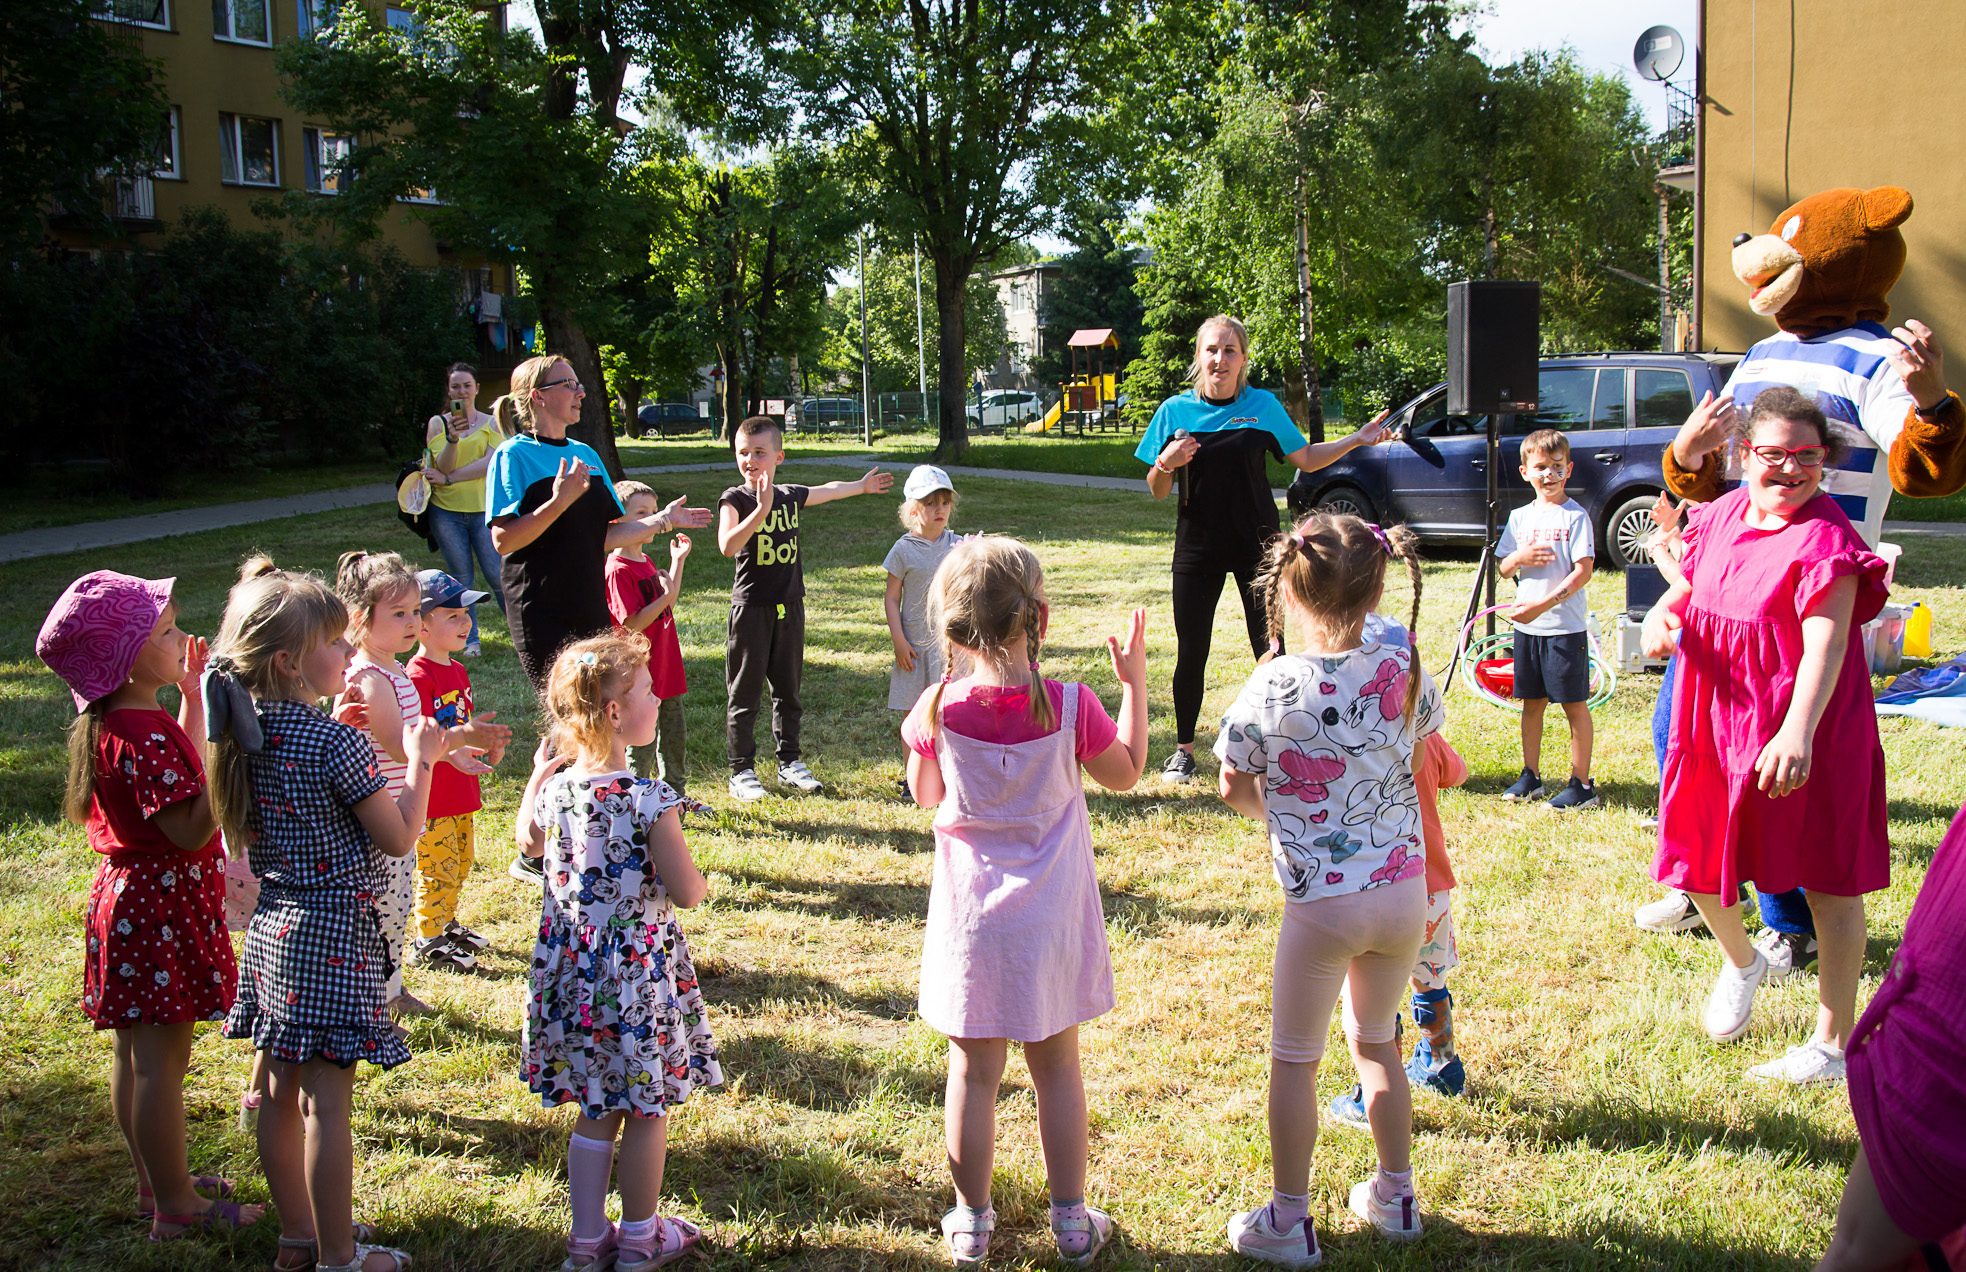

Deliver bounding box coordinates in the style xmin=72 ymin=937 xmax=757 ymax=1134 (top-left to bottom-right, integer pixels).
xmin=1721 ymin=322 xmax=1915 ymax=547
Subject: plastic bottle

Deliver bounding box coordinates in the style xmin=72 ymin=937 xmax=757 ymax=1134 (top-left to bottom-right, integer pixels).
xmin=1905 ymin=601 xmax=1934 ymax=659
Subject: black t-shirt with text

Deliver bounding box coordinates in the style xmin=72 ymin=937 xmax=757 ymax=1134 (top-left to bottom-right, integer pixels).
xmin=720 ymin=483 xmax=810 ymax=604
xmin=1176 ymin=422 xmax=1288 ymax=573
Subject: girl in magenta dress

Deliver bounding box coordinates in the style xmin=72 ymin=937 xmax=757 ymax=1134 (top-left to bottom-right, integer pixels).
xmin=1643 ymin=386 xmax=1889 ymax=1086
xmin=903 ymin=536 xmax=1149 ymax=1268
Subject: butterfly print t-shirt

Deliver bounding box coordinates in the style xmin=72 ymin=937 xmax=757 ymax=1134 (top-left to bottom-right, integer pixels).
xmin=1214 ymin=644 xmax=1444 ymax=903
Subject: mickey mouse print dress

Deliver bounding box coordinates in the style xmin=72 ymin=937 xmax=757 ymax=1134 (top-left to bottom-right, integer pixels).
xmin=523 ymin=772 xmax=722 ymax=1119
xmin=1215 ymin=641 xmax=1445 ymax=902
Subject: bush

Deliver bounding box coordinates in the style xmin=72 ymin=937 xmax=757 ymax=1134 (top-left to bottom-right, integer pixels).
xmin=0 ymin=208 xmax=474 ymax=492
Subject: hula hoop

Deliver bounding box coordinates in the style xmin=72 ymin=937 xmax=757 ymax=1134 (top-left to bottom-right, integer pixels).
xmin=1448 ymin=604 xmax=1617 ymax=712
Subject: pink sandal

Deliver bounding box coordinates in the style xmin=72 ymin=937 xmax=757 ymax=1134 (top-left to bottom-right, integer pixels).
xmin=618 ymin=1216 xmax=700 ymax=1270
xmin=149 ymin=1197 xmax=261 ymax=1242
xmin=562 ymin=1223 xmax=619 ymax=1270
xmin=136 ymin=1175 xmax=237 ymax=1220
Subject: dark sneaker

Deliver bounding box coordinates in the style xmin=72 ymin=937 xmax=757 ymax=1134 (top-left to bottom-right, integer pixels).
xmin=1548 ymin=776 xmax=1601 ymax=811
xmin=507 ymin=853 xmax=545 ymax=884
xmin=1405 ymin=1037 xmax=1466 ymax=1097
xmin=897 ymin=777 xmax=913 ymax=801
xmin=443 ymin=921 xmax=490 ymax=951
xmin=1161 ymin=749 xmax=1199 ymax=784
xmin=1501 ymin=767 xmax=1544 ymax=801
xmin=414 ymin=936 xmax=478 ymax=974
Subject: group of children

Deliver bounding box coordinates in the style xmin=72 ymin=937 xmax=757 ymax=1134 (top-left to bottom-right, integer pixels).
xmin=34 ymin=393 xmax=1960 ymax=1270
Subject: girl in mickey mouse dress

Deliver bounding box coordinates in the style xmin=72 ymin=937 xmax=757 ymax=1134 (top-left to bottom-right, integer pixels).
xmin=517 ymin=631 xmax=721 ymax=1272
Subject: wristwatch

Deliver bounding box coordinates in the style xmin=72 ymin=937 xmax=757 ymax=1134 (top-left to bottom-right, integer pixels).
xmin=1915 ymin=397 xmax=1954 ymax=422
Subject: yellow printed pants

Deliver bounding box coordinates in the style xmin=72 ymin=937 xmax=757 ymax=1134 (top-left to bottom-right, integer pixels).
xmin=413 ymin=813 xmax=476 ymax=942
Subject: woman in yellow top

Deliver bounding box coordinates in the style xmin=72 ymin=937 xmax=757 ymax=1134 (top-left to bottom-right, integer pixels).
xmin=421 ymin=361 xmax=506 ymax=656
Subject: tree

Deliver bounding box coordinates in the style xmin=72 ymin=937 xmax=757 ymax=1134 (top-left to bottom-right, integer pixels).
xmin=784 ymin=0 xmax=1119 ymax=459
xmin=2 ymin=0 xmax=170 ymax=248
xmin=1035 ymin=208 xmax=1145 ymax=390
xmin=277 ymin=0 xmax=773 ymax=475
xmin=815 ymin=237 xmax=1009 ymax=401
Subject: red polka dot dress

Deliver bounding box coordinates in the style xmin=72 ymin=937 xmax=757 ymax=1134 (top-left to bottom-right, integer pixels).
xmin=81 ymin=709 xmax=236 ymax=1029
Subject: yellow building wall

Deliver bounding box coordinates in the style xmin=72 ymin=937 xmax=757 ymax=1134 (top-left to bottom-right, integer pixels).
xmin=1700 ymin=0 xmax=1966 ymax=352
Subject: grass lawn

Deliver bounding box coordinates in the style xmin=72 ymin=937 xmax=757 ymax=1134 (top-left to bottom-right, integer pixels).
xmin=4 ymin=478 xmax=1965 ymax=1271
xmin=0 ymin=463 xmax=388 ymax=537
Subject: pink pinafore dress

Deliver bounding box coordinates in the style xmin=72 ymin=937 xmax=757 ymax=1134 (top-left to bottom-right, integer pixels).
xmin=918 ymin=685 xmax=1116 ymax=1042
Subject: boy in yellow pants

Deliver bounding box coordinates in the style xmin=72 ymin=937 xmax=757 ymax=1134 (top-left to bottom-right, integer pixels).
xmin=407 ymin=569 xmax=511 ymax=972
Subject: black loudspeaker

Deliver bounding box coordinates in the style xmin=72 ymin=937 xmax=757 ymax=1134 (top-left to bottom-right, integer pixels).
xmin=1447 ymin=281 xmax=1541 ymax=416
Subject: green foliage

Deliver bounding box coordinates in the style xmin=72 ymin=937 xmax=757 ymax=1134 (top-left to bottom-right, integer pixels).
xmin=1035 ymin=211 xmax=1145 ymax=389
xmin=1 ymin=0 xmax=170 ymax=247
xmin=817 ymin=237 xmax=1009 ymax=395
xmin=0 ymin=208 xmax=472 ymax=491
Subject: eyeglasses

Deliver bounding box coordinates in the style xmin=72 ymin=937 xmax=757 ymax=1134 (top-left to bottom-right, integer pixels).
xmin=536 ymin=378 xmax=581 ymax=392
xmin=1748 ymin=444 xmax=1827 ymax=468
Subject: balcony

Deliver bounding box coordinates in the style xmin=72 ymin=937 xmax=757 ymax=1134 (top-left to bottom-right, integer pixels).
xmin=112 ymin=175 xmax=161 ymax=229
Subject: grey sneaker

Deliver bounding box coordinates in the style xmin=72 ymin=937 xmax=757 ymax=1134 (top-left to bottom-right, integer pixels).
xmin=728 ymin=769 xmax=768 ymax=801
xmin=1161 ymin=749 xmax=1199 ymax=784
xmin=1547 ymin=776 xmax=1601 ymax=811
xmin=777 ymin=760 xmax=823 ymax=793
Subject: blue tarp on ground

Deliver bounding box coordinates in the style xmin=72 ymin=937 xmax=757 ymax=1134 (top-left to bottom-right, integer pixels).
xmin=1876 ymin=652 xmax=1966 ymax=725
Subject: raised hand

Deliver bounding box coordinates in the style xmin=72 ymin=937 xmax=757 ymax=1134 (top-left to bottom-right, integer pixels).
xmin=179 ymin=635 xmax=210 ymax=694
xmin=750 ymin=469 xmax=774 ymax=503
xmin=1890 ymin=319 xmax=1949 ymax=409
xmin=403 ymin=715 xmax=448 ymax=771
xmin=331 ymin=678 xmax=369 ymax=732
xmin=551 ymin=457 xmax=591 ymax=509
xmin=1673 ymin=390 xmax=1736 ymax=469
xmin=861 ymin=467 xmax=894 ymax=495
xmin=531 ymin=734 xmax=574 ymax=777
xmin=659 ymin=493 xmax=713 ymax=530
xmin=1106 ymin=606 xmax=1148 ymax=687
xmin=1353 ymin=408 xmax=1393 ymax=447
xmin=1648 ymin=492 xmax=1683 ymax=533
xmin=670 ymin=533 xmax=693 ymax=564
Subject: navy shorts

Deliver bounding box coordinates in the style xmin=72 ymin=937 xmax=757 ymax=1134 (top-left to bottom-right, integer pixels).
xmin=1512 ymin=629 xmax=1590 ymax=704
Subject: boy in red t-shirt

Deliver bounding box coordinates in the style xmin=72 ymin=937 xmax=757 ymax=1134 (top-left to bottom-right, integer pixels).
xmin=407 ymin=569 xmax=512 ymax=973
xmin=608 ymin=480 xmax=693 ymax=791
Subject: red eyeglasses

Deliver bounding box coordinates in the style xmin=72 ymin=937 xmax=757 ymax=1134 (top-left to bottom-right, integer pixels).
xmin=1748 ymin=444 xmax=1827 ymax=468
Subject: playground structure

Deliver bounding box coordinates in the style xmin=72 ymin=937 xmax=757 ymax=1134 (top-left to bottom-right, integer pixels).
xmin=1028 ymin=328 xmax=1131 ymax=434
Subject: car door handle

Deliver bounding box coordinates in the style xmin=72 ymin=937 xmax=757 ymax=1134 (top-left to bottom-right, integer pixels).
xmin=1470 ymin=459 xmax=1486 ymax=469
xmin=1594 ymin=451 xmax=1622 ymax=463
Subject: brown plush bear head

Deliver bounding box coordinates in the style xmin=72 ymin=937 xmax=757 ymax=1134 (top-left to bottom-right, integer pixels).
xmin=1731 ymin=186 xmax=1912 ymax=337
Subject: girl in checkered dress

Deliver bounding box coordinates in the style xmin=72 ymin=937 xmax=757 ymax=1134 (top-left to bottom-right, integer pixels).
xmin=208 ymin=557 xmax=446 ymax=1272
xmin=515 ymin=632 xmax=722 ymax=1272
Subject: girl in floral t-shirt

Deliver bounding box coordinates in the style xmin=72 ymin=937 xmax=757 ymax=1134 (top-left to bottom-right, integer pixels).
xmin=1214 ymin=513 xmax=1441 ymax=1264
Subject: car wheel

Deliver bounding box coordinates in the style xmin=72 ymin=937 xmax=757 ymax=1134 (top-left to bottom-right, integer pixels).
xmin=1314 ymin=483 xmax=1377 ymax=523
xmin=1603 ymin=492 xmax=1659 ymax=571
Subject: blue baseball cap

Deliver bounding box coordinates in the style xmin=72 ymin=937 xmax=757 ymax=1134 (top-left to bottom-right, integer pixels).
xmin=417 ymin=568 xmax=490 ymax=613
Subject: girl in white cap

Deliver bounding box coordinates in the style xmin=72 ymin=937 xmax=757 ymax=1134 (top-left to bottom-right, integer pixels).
xmin=884 ymin=465 xmax=961 ymax=798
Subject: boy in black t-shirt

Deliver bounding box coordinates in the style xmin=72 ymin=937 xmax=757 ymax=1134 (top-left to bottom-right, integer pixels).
xmin=718 ymin=415 xmax=893 ymax=800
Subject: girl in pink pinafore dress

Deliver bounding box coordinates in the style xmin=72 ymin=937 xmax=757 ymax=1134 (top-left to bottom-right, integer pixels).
xmin=902 ymin=536 xmax=1149 ymax=1269
xmin=1644 ymin=386 xmax=1890 ymax=1087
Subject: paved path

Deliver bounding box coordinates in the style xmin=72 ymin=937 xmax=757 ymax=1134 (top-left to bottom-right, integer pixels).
xmin=3 ymin=460 xmax=1963 ymax=562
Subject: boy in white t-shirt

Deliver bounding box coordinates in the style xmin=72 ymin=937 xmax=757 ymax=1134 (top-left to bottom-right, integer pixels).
xmin=1496 ymin=428 xmax=1599 ymax=810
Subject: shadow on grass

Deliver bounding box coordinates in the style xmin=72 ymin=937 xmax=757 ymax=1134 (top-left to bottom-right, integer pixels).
xmin=711 ymin=866 xmax=931 ymax=926
xmin=709 ymin=1030 xmax=945 ymax=1114
xmin=1104 ymin=890 xmax=1258 ymax=937
xmin=696 ymin=955 xmax=919 ymax=1025
xmin=1479 ymin=1085 xmax=1855 ymax=1172
xmin=1120 ymin=1220 xmax=1816 ymax=1270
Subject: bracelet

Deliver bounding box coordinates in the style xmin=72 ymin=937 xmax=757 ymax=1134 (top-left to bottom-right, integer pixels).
xmin=1152 ymin=460 xmax=1171 ymax=475
xmin=1915 ymin=398 xmax=1953 ymax=422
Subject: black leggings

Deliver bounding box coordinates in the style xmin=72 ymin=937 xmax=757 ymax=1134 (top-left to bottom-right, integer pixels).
xmin=1170 ymin=565 xmax=1270 ymax=745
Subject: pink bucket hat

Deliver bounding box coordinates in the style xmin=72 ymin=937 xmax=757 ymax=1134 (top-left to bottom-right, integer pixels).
xmin=36 ymin=570 xmax=177 ymax=711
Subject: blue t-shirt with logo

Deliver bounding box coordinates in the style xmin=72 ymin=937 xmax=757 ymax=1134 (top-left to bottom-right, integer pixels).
xmin=1136 ymin=388 xmax=1308 ymax=571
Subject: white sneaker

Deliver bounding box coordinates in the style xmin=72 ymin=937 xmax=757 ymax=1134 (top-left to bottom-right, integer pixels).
xmin=1348 ymin=1179 xmax=1423 ymax=1242
xmin=1753 ymin=927 xmax=1819 ymax=984
xmin=728 ymin=769 xmax=768 ymax=802
xmin=1703 ymin=951 xmax=1767 ymax=1043
xmin=777 ymin=760 xmax=823 ymax=793
xmin=1747 ymin=1039 xmax=1847 ymax=1085
xmin=1635 ymin=889 xmax=1706 ymax=934
xmin=1226 ymin=1203 xmax=1323 ymax=1268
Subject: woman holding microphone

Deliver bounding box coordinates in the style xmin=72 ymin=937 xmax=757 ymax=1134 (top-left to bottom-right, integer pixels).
xmin=1135 ymin=315 xmax=1388 ymax=783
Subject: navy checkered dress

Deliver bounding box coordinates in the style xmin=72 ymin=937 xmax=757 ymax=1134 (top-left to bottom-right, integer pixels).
xmin=221 ymin=700 xmax=409 ymax=1068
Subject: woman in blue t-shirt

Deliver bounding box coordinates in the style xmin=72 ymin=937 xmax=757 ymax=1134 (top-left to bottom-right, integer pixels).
xmin=1135 ymin=315 xmax=1389 ymax=784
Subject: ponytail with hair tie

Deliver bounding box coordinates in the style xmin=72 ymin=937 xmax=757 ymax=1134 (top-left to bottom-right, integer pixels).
xmin=201 ymin=657 xmax=263 ymax=754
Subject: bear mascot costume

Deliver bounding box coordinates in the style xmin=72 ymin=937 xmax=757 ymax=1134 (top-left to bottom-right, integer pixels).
xmin=1664 ymin=185 xmax=1965 ymax=545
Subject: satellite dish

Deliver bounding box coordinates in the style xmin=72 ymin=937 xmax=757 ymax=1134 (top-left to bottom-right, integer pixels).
xmin=1634 ymin=25 xmax=1684 ymax=81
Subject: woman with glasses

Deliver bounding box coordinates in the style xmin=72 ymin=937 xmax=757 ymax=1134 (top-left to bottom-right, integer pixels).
xmin=421 ymin=362 xmax=506 ymax=656
xmin=485 ymin=355 xmax=710 ymax=692
xmin=1640 ymin=385 xmax=1890 ymax=1088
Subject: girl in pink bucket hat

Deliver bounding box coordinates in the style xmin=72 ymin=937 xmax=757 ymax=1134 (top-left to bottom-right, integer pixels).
xmin=36 ymin=570 xmax=264 ymax=1241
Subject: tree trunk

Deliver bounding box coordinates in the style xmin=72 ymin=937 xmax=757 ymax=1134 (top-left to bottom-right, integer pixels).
xmin=616 ymin=372 xmax=642 ymax=442
xmin=541 ymin=301 xmax=623 ymax=478
xmin=716 ymin=340 xmax=743 ymax=441
xmin=1293 ymin=176 xmax=1325 ymax=441
xmin=930 ymin=254 xmax=971 ymax=459
xmin=1481 ymin=169 xmax=1498 ymax=278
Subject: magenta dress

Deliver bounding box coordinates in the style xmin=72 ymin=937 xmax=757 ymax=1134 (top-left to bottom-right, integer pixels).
xmin=1654 ymin=487 xmax=1889 ymax=899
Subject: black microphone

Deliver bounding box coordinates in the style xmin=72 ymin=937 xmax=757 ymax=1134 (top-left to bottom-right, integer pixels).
xmin=1172 ymin=428 xmax=1192 ymax=505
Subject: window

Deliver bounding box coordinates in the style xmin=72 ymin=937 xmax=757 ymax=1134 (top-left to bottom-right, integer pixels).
xmin=1635 ymin=369 xmax=1696 ymax=430
xmin=1530 ymin=368 xmax=1595 ymax=431
xmin=303 ymin=128 xmax=352 ymax=193
xmin=219 ymin=113 xmax=279 ymax=186
xmin=400 ymin=184 xmax=441 ymax=204
xmin=385 ymin=5 xmax=415 ymax=31
xmin=156 ymin=108 xmax=183 ymax=180
xmin=213 ymin=0 xmax=269 ymax=41
xmin=1406 ymin=388 xmax=1485 ymax=438
xmin=1590 ymin=368 xmax=1627 ymax=430
xmin=296 ymin=0 xmax=334 ymax=36
xmin=95 ymin=0 xmax=170 ymax=29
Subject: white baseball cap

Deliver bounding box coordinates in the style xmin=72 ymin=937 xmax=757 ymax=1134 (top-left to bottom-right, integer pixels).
xmin=903 ymin=464 xmax=955 ymax=501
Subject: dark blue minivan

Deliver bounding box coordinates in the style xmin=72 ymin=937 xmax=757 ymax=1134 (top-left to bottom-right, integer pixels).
xmin=1287 ymin=352 xmax=1741 ymax=569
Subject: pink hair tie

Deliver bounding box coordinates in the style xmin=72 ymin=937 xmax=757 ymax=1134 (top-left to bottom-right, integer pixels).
xmin=1366 ymin=523 xmax=1394 ymax=556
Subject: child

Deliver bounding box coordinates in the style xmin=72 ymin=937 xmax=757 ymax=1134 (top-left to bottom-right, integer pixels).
xmin=333 ymin=551 xmax=431 ymax=1019
xmin=37 ymin=571 xmax=263 ymax=1241
xmin=1216 ymin=513 xmax=1441 ymax=1262
xmin=1641 ymin=386 xmax=1890 ymax=1084
xmin=718 ymin=415 xmax=893 ymax=800
xmin=516 ymin=632 xmax=722 ymax=1271
xmin=903 ymin=536 xmax=1149 ymax=1267
xmin=208 ymin=556 xmax=443 ymax=1272
xmin=884 ymin=464 xmax=961 ymax=799
xmin=1329 ymin=725 xmax=1472 ymax=1124
xmin=607 ymin=479 xmax=693 ymax=793
xmin=406 ymin=569 xmax=513 ymax=973
xmin=1496 ymin=428 xmax=1599 ymax=811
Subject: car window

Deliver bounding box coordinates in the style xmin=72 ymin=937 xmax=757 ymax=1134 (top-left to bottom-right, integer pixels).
xmin=1530 ymin=368 xmax=1594 ymax=431
xmin=1635 ymin=369 xmax=1695 ymax=430
xmin=1591 ymin=368 xmax=1627 ymax=430
xmin=1406 ymin=389 xmax=1486 ymax=438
